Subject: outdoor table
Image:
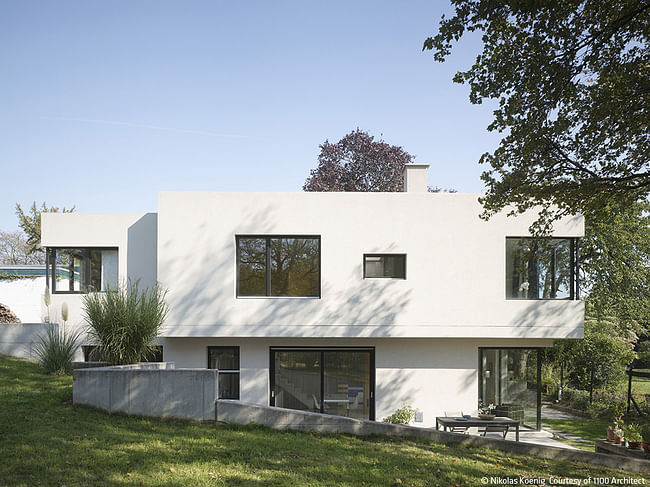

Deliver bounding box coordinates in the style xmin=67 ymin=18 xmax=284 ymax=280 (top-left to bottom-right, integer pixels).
xmin=435 ymin=416 xmax=520 ymax=441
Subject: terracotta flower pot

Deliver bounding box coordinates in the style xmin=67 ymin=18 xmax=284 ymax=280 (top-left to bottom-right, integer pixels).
xmin=613 ymin=434 xmax=623 ymax=444
xmin=627 ymin=441 xmax=641 ymax=450
xmin=642 ymin=442 xmax=650 ymax=453
xmin=606 ymin=427 xmax=616 ymax=442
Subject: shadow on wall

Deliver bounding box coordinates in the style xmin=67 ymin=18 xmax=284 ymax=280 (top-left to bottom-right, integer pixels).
xmin=159 ymin=205 xmax=413 ymax=338
xmin=509 ymin=300 xmax=584 ymax=338
xmin=127 ymin=213 xmax=158 ymax=289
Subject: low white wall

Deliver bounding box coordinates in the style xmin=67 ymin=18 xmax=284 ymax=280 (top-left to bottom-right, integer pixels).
xmin=0 ymin=323 xmax=55 ymax=360
xmin=0 ymin=277 xmax=46 ymax=323
xmin=73 ymin=363 xmax=218 ymax=421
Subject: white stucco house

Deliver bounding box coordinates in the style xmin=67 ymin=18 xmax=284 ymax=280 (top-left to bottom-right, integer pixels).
xmin=40 ymin=164 xmax=584 ymax=429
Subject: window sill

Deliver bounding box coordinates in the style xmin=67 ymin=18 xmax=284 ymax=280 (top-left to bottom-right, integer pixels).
xmin=236 ymin=296 xmax=321 ymax=300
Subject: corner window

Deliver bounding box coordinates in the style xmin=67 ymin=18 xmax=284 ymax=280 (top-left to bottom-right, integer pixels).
xmin=363 ymin=254 xmax=406 ymax=279
xmin=208 ymin=346 xmax=240 ymax=400
xmin=506 ymin=238 xmax=577 ymax=300
xmin=236 ymin=236 xmax=320 ymax=297
xmin=47 ymin=248 xmax=118 ymax=294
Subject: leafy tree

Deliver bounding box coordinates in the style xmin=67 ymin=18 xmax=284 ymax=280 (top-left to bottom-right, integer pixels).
xmin=82 ymin=281 xmax=168 ymax=365
xmin=0 ymin=230 xmax=41 ymax=265
xmin=424 ymin=1 xmax=650 ymax=232
xmin=304 ymin=129 xmax=452 ymax=192
xmin=563 ymin=310 xmax=636 ymax=392
xmin=580 ymin=201 xmax=650 ymax=327
xmin=15 ymin=202 xmax=74 ymax=260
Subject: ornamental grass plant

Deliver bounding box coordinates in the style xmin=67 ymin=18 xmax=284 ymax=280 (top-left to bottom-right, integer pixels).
xmin=34 ymin=323 xmax=81 ymax=375
xmin=83 ymin=281 xmax=168 ymax=365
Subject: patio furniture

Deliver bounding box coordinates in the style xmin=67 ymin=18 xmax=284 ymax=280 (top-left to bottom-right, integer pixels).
xmin=444 ymin=411 xmax=470 ymax=434
xmin=435 ymin=416 xmax=520 ymax=441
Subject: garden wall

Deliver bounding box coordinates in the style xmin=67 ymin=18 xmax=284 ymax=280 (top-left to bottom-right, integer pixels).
xmin=73 ymin=363 xmax=218 ymax=421
xmin=0 ymin=322 xmax=54 ymax=360
xmin=216 ymin=399 xmax=650 ymax=474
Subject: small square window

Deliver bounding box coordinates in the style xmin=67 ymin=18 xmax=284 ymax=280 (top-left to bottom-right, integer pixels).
xmin=363 ymin=254 xmax=406 ymax=279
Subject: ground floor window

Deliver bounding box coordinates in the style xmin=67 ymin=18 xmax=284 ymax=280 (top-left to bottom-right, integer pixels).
xmin=208 ymin=346 xmax=240 ymax=400
xmin=479 ymin=348 xmax=541 ymax=430
xmin=270 ymin=348 xmax=375 ymax=420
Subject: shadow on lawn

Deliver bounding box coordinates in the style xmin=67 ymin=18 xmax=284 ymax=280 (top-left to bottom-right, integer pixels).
xmin=0 ymin=354 xmax=637 ymax=486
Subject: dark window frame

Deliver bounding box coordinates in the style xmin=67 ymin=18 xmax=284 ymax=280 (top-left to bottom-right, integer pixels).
xmin=505 ymin=237 xmax=579 ymax=300
xmin=269 ymin=346 xmax=375 ymax=421
xmin=207 ymin=346 xmax=241 ymax=400
xmin=478 ymin=347 xmax=542 ymax=431
xmin=46 ymin=247 xmax=119 ymax=294
xmin=363 ymin=253 xmax=407 ymax=279
xmin=235 ymin=235 xmax=321 ymax=298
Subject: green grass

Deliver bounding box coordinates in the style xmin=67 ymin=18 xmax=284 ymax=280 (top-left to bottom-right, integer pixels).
xmin=0 ymin=356 xmax=646 ymax=487
xmin=632 ymin=375 xmax=650 ymax=395
xmin=542 ymin=418 xmax=610 ymax=451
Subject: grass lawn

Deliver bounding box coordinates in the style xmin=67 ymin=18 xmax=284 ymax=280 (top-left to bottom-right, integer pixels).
xmin=542 ymin=418 xmax=610 ymax=451
xmin=0 ymin=356 xmax=646 ymax=486
xmin=632 ymin=374 xmax=650 ymax=395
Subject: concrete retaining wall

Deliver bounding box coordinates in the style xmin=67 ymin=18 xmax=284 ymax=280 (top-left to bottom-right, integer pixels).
xmin=0 ymin=323 xmax=55 ymax=360
xmin=73 ymin=363 xmax=218 ymax=421
xmin=216 ymin=400 xmax=650 ymax=474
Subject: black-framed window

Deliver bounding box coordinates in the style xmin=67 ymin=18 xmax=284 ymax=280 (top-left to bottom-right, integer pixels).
xmin=363 ymin=254 xmax=406 ymax=279
xmin=236 ymin=236 xmax=320 ymax=297
xmin=46 ymin=247 xmax=118 ymax=294
xmin=505 ymin=238 xmax=578 ymax=300
xmin=208 ymin=346 xmax=240 ymax=400
xmin=269 ymin=347 xmax=375 ymax=421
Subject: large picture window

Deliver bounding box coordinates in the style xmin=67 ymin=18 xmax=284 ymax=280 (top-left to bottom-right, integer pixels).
xmin=208 ymin=346 xmax=240 ymax=400
xmin=506 ymin=238 xmax=578 ymax=300
xmin=47 ymin=247 xmax=118 ymax=294
xmin=363 ymin=254 xmax=406 ymax=279
xmin=236 ymin=236 xmax=320 ymax=297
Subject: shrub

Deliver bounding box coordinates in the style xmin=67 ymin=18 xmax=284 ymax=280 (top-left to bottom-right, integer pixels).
xmin=383 ymin=405 xmax=417 ymax=425
xmin=82 ymin=281 xmax=168 ymax=365
xmin=34 ymin=324 xmax=81 ymax=375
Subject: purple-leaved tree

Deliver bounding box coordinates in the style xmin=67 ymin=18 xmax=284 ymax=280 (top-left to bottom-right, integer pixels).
xmin=303 ymin=129 xmax=415 ymax=192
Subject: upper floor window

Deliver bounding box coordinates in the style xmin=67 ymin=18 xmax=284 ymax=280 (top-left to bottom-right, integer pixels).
xmin=506 ymin=238 xmax=578 ymax=300
xmin=47 ymin=247 xmax=118 ymax=294
xmin=363 ymin=254 xmax=406 ymax=279
xmin=236 ymin=236 xmax=320 ymax=297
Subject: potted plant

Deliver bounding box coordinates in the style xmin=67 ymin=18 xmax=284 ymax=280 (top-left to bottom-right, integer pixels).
xmin=641 ymin=424 xmax=650 ymax=453
xmin=478 ymin=402 xmax=496 ymax=420
xmin=607 ymin=416 xmax=624 ymax=444
xmin=623 ymin=423 xmax=642 ymax=450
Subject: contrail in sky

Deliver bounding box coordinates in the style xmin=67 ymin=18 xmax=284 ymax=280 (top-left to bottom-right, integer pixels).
xmin=40 ymin=116 xmax=250 ymax=139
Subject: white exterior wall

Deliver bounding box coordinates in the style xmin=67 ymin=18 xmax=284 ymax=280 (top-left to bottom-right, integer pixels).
xmin=158 ymin=192 xmax=584 ymax=339
xmin=40 ymin=212 xmax=157 ymax=358
xmin=161 ymin=336 xmax=554 ymax=427
xmin=0 ymin=277 xmax=46 ymax=323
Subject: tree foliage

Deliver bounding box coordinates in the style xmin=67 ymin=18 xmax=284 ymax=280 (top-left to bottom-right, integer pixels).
xmin=580 ymin=201 xmax=650 ymax=326
xmin=0 ymin=230 xmax=41 ymax=265
xmin=304 ymin=129 xmax=416 ymax=192
xmin=424 ymin=1 xmax=650 ymax=232
xmin=15 ymin=201 xmax=74 ymax=259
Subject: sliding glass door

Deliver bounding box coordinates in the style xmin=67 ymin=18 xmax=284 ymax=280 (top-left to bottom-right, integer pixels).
xmin=270 ymin=348 xmax=374 ymax=420
xmin=479 ymin=348 xmax=542 ymax=430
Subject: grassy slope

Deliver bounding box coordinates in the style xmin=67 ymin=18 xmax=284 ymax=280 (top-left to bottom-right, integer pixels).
xmin=542 ymin=419 xmax=610 ymax=451
xmin=0 ymin=355 xmax=646 ymax=487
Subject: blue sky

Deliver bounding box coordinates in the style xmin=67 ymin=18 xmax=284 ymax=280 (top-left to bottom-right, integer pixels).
xmin=0 ymin=1 xmax=500 ymax=232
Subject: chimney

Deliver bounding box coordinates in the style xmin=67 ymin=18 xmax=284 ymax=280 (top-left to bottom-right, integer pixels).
xmin=402 ymin=164 xmax=430 ymax=192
